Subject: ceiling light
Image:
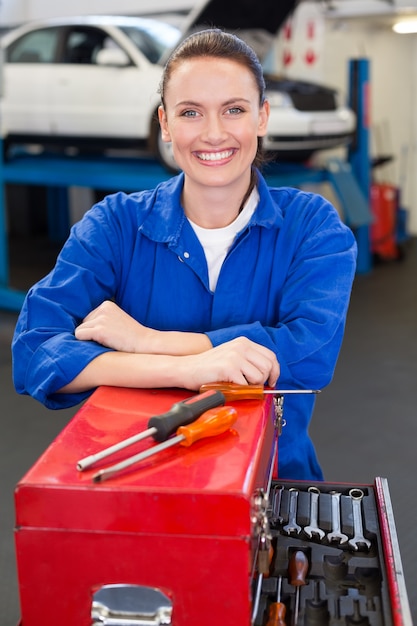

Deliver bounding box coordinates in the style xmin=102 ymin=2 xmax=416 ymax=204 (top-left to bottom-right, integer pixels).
xmin=393 ymin=20 xmax=417 ymax=33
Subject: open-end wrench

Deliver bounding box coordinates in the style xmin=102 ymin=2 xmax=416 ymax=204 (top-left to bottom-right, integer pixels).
xmin=304 ymin=486 xmax=325 ymax=540
xmin=348 ymin=488 xmax=371 ymax=551
xmin=282 ymin=488 xmax=301 ymax=535
xmin=270 ymin=484 xmax=284 ymax=525
xmin=327 ymin=491 xmax=348 ymax=545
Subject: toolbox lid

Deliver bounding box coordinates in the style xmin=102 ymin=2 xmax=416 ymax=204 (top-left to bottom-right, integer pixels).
xmin=15 ymin=386 xmax=275 ymax=537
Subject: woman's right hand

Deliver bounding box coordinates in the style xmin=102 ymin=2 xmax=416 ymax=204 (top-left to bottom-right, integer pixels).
xmin=178 ymin=336 xmax=280 ymax=390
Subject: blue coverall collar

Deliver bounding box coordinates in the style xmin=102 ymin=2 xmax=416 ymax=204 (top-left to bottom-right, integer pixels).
xmin=139 ymin=170 xmax=284 ymax=244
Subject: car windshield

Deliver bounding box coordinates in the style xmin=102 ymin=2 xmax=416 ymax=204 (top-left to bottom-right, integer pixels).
xmin=120 ymin=22 xmax=180 ymax=64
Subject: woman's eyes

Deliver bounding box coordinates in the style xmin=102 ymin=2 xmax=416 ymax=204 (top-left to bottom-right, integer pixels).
xmin=180 ymin=106 xmax=244 ymax=117
xmin=226 ymin=106 xmax=244 ymax=115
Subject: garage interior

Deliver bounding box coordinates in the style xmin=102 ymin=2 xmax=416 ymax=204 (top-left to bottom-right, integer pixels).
xmin=0 ymin=0 xmax=416 ymax=624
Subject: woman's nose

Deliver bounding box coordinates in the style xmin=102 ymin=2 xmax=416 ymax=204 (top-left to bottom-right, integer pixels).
xmin=201 ymin=114 xmax=227 ymax=143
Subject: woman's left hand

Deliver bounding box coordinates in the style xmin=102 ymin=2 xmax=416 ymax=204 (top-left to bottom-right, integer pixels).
xmin=75 ymin=300 xmax=157 ymax=353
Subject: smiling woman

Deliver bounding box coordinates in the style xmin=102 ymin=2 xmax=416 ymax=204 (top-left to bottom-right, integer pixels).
xmin=12 ymin=29 xmax=357 ymax=482
xmin=158 ymin=57 xmax=268 ymax=227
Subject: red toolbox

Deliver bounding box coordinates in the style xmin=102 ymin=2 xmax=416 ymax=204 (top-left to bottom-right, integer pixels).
xmin=14 ymin=386 xmax=411 ymax=625
xmin=14 ymin=386 xmax=276 ymax=626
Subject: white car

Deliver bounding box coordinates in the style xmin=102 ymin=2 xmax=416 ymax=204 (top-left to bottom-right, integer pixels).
xmin=0 ymin=5 xmax=356 ymax=171
xmin=0 ymin=15 xmax=182 ymax=169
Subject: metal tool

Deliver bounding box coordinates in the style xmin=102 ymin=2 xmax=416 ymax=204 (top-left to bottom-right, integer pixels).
xmin=199 ymin=382 xmax=321 ymax=399
xmin=270 ymin=484 xmax=284 ymax=525
xmin=304 ymin=486 xmax=325 ymax=540
xmin=348 ymin=488 xmax=371 ymax=551
xmin=283 ymin=488 xmax=301 ymax=535
xmin=266 ymin=575 xmax=287 ymax=626
xmin=327 ymin=491 xmax=348 ymax=545
xmin=79 ymin=385 xmax=318 ymax=472
xmin=77 ymin=389 xmax=225 ymax=471
xmin=288 ymin=551 xmax=309 ymax=626
xmin=92 ymin=406 xmax=237 ymax=483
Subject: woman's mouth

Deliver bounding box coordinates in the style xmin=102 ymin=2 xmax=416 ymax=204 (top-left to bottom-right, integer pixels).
xmin=195 ymin=149 xmax=235 ymax=162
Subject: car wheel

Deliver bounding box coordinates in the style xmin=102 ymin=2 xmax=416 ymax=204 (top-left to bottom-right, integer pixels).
xmin=155 ymin=128 xmax=180 ymax=174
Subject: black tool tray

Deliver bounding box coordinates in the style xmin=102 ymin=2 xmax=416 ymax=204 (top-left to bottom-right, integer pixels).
xmin=254 ymin=478 xmax=412 ymax=626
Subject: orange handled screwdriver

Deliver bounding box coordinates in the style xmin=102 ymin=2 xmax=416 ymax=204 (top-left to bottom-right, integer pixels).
xmin=199 ymin=382 xmax=320 ymax=400
xmin=77 ymin=389 xmax=225 ymax=471
xmin=92 ymin=406 xmax=237 ymax=483
xmin=266 ymin=576 xmax=287 ymax=626
xmin=289 ymin=551 xmax=309 ymax=626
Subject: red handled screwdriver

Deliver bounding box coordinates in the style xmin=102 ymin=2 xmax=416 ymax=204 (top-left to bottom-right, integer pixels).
xmin=199 ymin=382 xmax=320 ymax=399
xmin=289 ymin=551 xmax=309 ymax=626
xmin=266 ymin=575 xmax=287 ymax=626
xmin=77 ymin=389 xmax=225 ymax=471
xmin=92 ymin=405 xmax=238 ymax=483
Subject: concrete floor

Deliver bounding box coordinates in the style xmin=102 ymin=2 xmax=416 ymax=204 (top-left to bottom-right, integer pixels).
xmin=0 ymin=235 xmax=416 ymax=624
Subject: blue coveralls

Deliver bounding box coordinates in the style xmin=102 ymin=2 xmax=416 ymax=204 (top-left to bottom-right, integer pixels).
xmin=12 ymin=171 xmax=357 ymax=480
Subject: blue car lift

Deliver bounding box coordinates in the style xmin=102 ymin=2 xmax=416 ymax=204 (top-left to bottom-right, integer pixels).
xmin=0 ymin=60 xmax=371 ymax=312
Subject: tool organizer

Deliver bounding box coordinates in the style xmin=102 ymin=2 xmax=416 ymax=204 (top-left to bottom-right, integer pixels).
xmin=254 ymin=480 xmax=403 ymax=626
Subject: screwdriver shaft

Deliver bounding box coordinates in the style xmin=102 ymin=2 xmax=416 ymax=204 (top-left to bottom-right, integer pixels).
xmin=262 ymin=390 xmax=320 ymax=394
xmin=93 ymin=433 xmax=184 ymax=482
xmin=77 ymin=426 xmax=156 ymax=471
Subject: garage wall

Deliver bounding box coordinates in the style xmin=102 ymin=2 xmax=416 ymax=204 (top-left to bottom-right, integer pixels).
xmin=320 ymin=19 xmax=417 ymax=234
xmin=0 ymin=0 xmax=195 ymax=26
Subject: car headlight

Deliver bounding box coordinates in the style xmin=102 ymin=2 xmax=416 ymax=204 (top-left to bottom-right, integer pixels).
xmin=265 ymin=91 xmax=293 ymax=108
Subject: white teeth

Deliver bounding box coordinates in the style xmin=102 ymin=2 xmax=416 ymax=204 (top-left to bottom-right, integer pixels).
xmin=197 ymin=150 xmax=233 ymax=161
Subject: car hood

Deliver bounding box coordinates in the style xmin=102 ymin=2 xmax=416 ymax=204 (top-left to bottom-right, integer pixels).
xmin=174 ymin=0 xmax=299 ymax=62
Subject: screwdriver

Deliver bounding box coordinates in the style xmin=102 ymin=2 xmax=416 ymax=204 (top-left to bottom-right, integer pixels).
xmin=77 ymin=389 xmax=225 ymax=471
xmin=92 ymin=405 xmax=237 ymax=483
xmin=266 ymin=575 xmax=287 ymax=626
xmin=199 ymin=382 xmax=320 ymax=400
xmin=289 ymin=550 xmax=309 ymax=626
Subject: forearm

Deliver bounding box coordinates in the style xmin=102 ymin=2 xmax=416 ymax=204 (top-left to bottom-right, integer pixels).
xmin=59 ymin=351 xmax=191 ymax=393
xmin=59 ymin=336 xmax=279 ymax=394
xmin=58 ymin=333 xmax=218 ymax=393
xmin=74 ymin=300 xmax=213 ymax=356
xmin=148 ymin=330 xmax=213 ymax=355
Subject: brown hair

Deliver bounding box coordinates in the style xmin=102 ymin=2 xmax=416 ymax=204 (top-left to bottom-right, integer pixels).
xmin=159 ymin=28 xmax=267 ymax=169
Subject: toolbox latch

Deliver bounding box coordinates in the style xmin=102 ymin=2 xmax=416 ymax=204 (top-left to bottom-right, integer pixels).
xmin=91 ymin=584 xmax=172 ymax=625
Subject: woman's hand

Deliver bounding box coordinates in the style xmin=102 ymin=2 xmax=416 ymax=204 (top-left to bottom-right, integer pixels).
xmin=74 ymin=300 xmax=212 ymax=356
xmin=178 ymin=336 xmax=280 ymax=390
xmin=75 ymin=300 xmax=158 ymax=354
xmin=72 ymin=302 xmax=279 ymax=392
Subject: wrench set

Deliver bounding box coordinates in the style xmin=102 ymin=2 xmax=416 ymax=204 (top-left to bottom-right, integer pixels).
xmin=254 ymin=481 xmax=394 ymax=626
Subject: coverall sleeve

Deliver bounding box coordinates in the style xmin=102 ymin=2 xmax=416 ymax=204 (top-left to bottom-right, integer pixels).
xmin=206 ymin=194 xmax=358 ymax=391
xmin=12 ymin=195 xmax=128 ymax=409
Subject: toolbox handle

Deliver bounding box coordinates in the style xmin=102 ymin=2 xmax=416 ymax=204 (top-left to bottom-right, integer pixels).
xmin=91 ymin=584 xmax=172 ymax=625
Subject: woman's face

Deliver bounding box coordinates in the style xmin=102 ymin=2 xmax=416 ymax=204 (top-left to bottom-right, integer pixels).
xmin=158 ymin=57 xmax=269 ymax=192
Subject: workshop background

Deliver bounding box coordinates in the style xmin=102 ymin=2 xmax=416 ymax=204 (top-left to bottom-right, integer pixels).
xmin=0 ymin=0 xmax=416 ymax=623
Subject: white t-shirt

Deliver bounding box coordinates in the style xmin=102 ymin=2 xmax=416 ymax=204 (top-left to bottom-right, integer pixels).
xmin=188 ymin=187 xmax=259 ymax=292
